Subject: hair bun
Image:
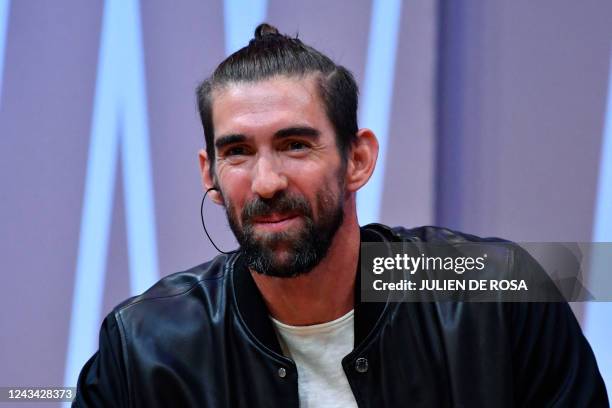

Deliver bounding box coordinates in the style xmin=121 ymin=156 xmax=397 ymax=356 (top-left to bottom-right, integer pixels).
xmin=254 ymin=23 xmax=280 ymax=39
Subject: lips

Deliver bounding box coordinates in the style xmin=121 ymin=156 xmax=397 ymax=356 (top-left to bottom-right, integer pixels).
xmin=247 ymin=213 xmax=303 ymax=234
xmin=251 ymin=213 xmax=299 ymax=224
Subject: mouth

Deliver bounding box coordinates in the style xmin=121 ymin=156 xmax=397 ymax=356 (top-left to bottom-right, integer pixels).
xmin=250 ymin=213 xmax=301 ymax=232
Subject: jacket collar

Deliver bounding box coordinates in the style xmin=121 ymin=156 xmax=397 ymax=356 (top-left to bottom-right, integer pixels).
xmin=230 ymin=224 xmax=394 ymax=355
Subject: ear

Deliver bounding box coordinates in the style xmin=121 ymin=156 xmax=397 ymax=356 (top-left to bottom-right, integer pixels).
xmin=345 ymin=128 xmax=379 ymax=193
xmin=198 ymin=149 xmax=224 ymax=205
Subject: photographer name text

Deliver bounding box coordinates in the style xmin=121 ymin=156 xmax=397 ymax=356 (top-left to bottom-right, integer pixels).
xmin=372 ymin=279 xmax=528 ymax=291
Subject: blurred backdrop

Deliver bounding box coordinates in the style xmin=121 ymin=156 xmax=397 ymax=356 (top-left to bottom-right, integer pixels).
xmin=0 ymin=0 xmax=610 ymax=405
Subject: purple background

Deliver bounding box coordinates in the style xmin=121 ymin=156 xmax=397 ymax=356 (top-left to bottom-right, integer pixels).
xmin=0 ymin=1 xmax=610 ymax=405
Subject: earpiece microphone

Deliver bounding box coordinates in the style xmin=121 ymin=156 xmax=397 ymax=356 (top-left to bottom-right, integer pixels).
xmin=200 ymin=187 xmax=234 ymax=254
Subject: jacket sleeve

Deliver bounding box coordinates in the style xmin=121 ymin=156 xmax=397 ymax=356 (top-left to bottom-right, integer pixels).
xmin=72 ymin=313 xmax=130 ymax=408
xmin=510 ymin=249 xmax=609 ymax=407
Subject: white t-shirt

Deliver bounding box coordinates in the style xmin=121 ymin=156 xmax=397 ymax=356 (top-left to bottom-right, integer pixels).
xmin=270 ymin=310 xmax=358 ymax=408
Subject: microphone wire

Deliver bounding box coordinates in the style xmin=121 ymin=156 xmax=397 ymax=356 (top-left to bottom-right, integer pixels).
xmin=200 ymin=187 xmax=234 ymax=254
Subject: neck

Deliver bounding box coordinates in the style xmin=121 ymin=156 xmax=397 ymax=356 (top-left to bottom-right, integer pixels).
xmin=250 ymin=205 xmax=360 ymax=326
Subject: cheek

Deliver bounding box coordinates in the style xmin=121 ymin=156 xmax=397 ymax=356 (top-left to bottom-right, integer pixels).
xmin=286 ymin=157 xmax=343 ymax=191
xmin=217 ymin=164 xmax=251 ymax=189
xmin=307 ymin=174 xmax=344 ymax=218
xmin=217 ymin=168 xmax=251 ymax=213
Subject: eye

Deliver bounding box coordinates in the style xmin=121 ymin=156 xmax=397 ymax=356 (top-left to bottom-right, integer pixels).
xmin=224 ymin=146 xmax=247 ymax=156
xmin=286 ymin=141 xmax=309 ymax=151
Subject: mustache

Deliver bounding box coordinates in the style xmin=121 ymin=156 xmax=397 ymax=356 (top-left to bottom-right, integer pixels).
xmin=242 ymin=192 xmax=312 ymax=223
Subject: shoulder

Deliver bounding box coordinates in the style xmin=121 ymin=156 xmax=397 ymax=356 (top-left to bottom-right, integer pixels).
xmin=111 ymin=253 xmax=236 ymax=329
xmin=392 ymin=224 xmax=523 ymax=269
xmin=74 ymin=254 xmax=240 ymax=406
xmin=366 ymin=223 xmax=509 ymax=244
xmin=363 ymin=223 xmax=518 ymax=261
xmin=365 ymin=222 xmax=530 ymax=256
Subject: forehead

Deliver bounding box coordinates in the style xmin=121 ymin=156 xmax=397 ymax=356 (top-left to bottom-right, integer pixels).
xmin=211 ymin=75 xmax=331 ymax=137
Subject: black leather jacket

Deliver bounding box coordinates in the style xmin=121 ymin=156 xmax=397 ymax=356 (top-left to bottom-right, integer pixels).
xmin=74 ymin=224 xmax=608 ymax=407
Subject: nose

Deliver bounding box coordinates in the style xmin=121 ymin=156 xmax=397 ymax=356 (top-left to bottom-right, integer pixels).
xmin=251 ymin=154 xmax=288 ymax=199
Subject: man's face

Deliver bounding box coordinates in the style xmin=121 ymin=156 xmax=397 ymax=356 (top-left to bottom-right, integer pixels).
xmin=210 ymin=75 xmax=347 ymax=277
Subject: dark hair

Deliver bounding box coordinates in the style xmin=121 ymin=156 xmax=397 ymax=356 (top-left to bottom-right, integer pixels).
xmin=196 ymin=23 xmax=359 ymax=177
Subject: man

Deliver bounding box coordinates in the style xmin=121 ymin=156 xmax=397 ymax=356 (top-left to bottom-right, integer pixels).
xmin=74 ymin=24 xmax=608 ymax=407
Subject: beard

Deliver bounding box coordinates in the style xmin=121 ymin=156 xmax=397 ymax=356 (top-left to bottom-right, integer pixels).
xmin=225 ymin=184 xmax=344 ymax=278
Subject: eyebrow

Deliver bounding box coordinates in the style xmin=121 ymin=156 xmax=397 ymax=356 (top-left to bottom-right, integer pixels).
xmin=215 ymin=134 xmax=246 ymax=150
xmin=274 ymin=126 xmax=320 ymax=139
xmin=215 ymin=126 xmax=320 ymax=150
